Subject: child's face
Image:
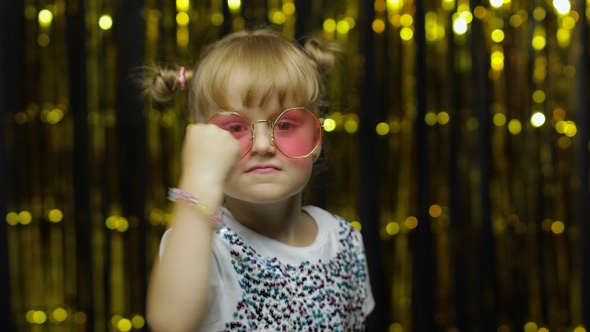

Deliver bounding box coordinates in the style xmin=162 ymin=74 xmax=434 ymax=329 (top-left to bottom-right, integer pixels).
xmin=208 ymin=89 xmax=318 ymax=205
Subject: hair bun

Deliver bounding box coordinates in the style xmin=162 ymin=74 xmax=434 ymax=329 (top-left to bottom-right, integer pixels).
xmin=303 ymin=37 xmax=340 ymax=75
xmin=141 ymin=63 xmax=193 ymax=105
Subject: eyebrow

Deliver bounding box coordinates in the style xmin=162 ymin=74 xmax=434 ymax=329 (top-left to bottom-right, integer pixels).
xmin=212 ymin=107 xmax=303 ymax=122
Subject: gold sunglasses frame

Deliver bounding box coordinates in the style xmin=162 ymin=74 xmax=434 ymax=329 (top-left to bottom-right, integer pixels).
xmin=206 ymin=107 xmax=323 ymax=159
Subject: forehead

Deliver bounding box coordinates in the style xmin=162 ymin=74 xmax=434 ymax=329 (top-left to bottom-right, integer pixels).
xmin=222 ymin=69 xmax=298 ymax=110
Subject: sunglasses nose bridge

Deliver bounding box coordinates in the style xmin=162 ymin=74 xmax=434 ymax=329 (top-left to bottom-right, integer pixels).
xmin=250 ymin=120 xmax=275 ymax=147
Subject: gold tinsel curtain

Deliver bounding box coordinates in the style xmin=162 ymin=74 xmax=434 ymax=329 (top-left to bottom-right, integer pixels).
xmin=0 ymin=0 xmax=588 ymax=331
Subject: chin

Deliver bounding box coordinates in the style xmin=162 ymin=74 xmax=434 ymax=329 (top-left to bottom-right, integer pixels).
xmin=226 ymin=187 xmax=305 ymax=205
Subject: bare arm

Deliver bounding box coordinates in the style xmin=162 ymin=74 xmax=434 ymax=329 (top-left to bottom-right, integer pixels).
xmin=146 ymin=124 xmax=240 ymax=332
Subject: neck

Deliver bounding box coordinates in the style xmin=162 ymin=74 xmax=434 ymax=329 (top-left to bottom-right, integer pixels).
xmin=224 ymin=194 xmax=317 ymax=247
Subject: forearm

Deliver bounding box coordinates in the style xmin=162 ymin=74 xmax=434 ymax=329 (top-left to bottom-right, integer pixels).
xmin=147 ymin=183 xmax=223 ymax=331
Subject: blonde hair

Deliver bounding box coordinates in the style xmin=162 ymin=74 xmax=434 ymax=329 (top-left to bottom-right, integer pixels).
xmin=143 ymin=28 xmax=338 ymax=121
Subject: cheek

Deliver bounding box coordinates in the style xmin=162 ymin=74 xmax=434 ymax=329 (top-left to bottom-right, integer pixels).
xmin=292 ymin=157 xmax=314 ymax=168
xmin=233 ymin=157 xmax=250 ymax=169
xmin=289 ymin=158 xmax=315 ymax=178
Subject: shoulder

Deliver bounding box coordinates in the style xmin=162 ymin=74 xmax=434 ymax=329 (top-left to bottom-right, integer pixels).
xmin=303 ymin=205 xmax=364 ymax=244
xmin=303 ymin=205 xmax=350 ymax=226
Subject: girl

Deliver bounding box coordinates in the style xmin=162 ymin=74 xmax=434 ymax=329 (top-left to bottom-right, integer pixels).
xmin=143 ymin=28 xmax=374 ymax=332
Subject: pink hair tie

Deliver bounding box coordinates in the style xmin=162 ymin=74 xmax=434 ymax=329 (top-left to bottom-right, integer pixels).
xmin=178 ymin=66 xmax=186 ymax=90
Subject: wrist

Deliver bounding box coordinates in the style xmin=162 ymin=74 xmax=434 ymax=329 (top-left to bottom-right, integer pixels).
xmin=168 ymin=188 xmax=222 ymax=226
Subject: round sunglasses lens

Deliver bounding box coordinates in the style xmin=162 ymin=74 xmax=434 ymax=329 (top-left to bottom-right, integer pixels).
xmin=273 ymin=109 xmax=322 ymax=158
xmin=207 ymin=113 xmax=252 ymax=158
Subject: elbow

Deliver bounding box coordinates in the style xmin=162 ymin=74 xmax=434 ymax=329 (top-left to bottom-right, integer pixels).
xmin=146 ymin=298 xmax=207 ymax=331
xmin=146 ymin=310 xmax=201 ymax=332
xmin=145 ymin=271 xmax=210 ymax=331
xmin=146 ymin=311 xmax=175 ymax=332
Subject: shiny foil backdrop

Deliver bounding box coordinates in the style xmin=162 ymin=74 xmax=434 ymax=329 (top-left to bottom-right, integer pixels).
xmin=0 ymin=0 xmax=589 ymax=331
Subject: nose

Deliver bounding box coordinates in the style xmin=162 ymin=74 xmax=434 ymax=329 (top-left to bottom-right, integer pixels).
xmin=250 ymin=120 xmax=276 ymax=155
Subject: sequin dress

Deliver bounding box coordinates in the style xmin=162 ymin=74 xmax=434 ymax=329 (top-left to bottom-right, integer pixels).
xmin=159 ymin=206 xmax=374 ymax=331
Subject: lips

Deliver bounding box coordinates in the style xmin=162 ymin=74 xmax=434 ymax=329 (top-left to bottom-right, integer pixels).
xmin=246 ymin=164 xmax=280 ymax=173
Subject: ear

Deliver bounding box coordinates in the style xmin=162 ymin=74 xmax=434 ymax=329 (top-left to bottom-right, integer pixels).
xmin=311 ymin=143 xmax=322 ymax=163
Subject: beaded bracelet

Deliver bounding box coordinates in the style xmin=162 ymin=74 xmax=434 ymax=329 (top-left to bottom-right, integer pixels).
xmin=167 ymin=188 xmax=222 ymax=223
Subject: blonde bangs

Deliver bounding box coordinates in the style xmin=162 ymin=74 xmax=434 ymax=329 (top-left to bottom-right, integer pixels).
xmin=189 ymin=30 xmax=322 ymax=121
